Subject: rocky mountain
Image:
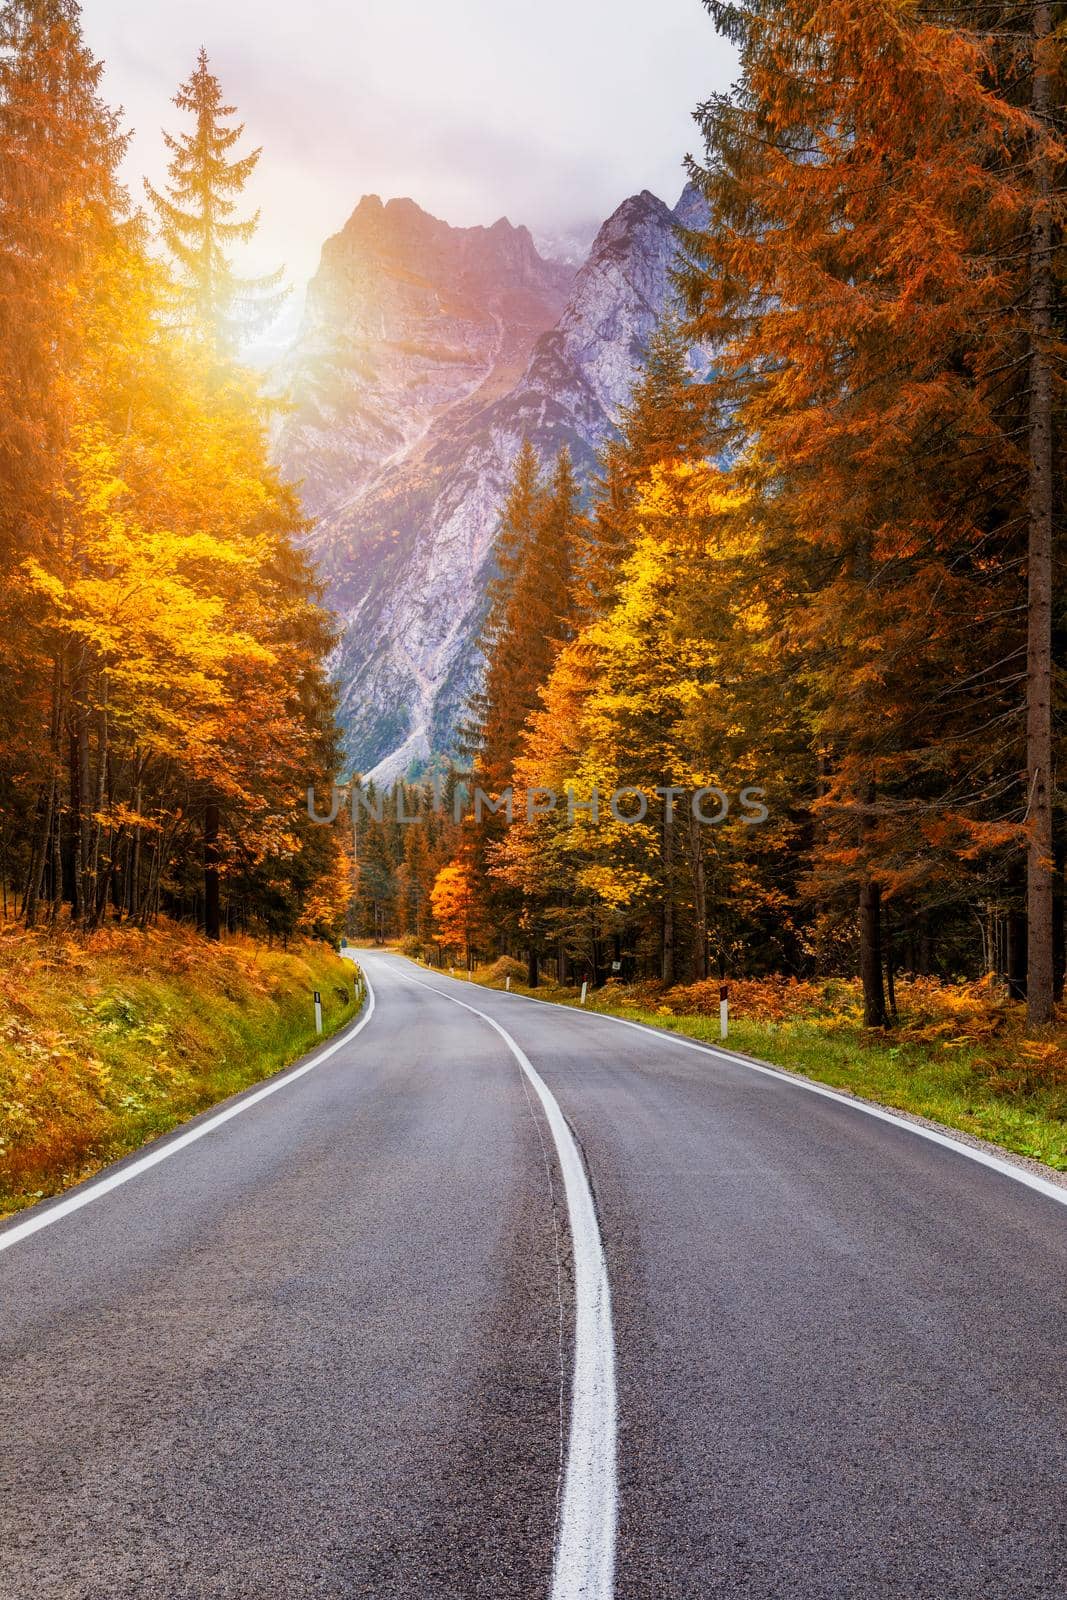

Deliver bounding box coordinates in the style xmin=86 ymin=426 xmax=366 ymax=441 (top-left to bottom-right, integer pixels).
xmin=533 ymin=218 xmax=600 ymax=267
xmin=275 ymin=186 xmax=703 ymax=783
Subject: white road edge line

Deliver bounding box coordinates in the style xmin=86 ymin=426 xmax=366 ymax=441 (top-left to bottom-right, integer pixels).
xmin=425 ymin=960 xmax=1067 ymax=1212
xmin=393 ymin=963 xmax=617 ymax=1600
xmin=0 ymin=971 xmax=378 ymax=1255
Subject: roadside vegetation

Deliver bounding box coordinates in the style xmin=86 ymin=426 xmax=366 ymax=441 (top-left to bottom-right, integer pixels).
xmin=0 ymin=919 xmax=359 ymax=1218
xmin=420 ymin=952 xmax=1067 ymax=1172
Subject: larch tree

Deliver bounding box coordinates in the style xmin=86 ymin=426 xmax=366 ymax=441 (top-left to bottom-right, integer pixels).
xmin=679 ymin=0 xmax=1064 ymax=1028
xmin=582 ymin=312 xmax=712 ymax=612
xmin=468 ymin=443 xmax=584 ymax=981
xmin=0 ymin=0 xmax=129 ymax=927
xmin=1025 ymin=1 xmax=1060 ymax=1025
xmin=0 ymin=9 xmax=345 ymax=942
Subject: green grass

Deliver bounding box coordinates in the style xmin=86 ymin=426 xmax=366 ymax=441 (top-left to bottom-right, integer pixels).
xmin=459 ymin=966 xmax=1067 ymax=1173
xmin=0 ymin=921 xmax=363 ymax=1217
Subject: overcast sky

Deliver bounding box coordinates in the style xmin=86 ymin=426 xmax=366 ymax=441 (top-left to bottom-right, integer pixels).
xmin=84 ymin=0 xmax=737 ymax=293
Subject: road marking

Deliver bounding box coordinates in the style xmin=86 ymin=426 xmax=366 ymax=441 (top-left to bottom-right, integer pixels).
xmin=393 ymin=963 xmax=617 ymax=1600
xmin=0 ymin=972 xmax=377 ymax=1255
xmin=455 ymin=967 xmax=1067 ymax=1213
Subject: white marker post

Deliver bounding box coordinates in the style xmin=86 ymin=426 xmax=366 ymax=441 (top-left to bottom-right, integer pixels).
xmin=580 ymin=980 xmax=588 ymax=1006
xmin=720 ymin=981 xmax=729 ymax=1041
xmin=506 ymin=976 xmax=511 ymax=992
xmin=314 ymin=990 xmax=324 ymax=1036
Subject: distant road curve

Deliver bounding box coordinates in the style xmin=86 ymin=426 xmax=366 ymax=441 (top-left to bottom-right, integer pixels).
xmin=2 ymin=949 xmax=1066 ymax=1599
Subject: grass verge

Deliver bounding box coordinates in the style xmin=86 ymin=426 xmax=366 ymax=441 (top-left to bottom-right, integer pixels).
xmin=451 ymin=960 xmax=1067 ymax=1173
xmin=0 ymin=919 xmax=361 ymax=1218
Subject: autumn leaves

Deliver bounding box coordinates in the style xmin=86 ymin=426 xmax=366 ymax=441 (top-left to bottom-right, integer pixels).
xmin=0 ymin=7 xmax=346 ymax=939
xmin=425 ymin=2 xmax=1065 ymax=1023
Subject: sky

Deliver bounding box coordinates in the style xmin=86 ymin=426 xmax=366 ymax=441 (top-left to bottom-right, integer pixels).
xmin=84 ymin=0 xmax=737 ymax=299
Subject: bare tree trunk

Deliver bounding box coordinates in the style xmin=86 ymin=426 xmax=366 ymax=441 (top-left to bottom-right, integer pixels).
xmin=859 ymin=780 xmax=887 ymax=1027
xmin=130 ymin=758 xmax=144 ymax=921
xmin=687 ymin=806 xmax=708 ymax=981
xmin=884 ymin=908 xmax=898 ymax=1021
xmin=1026 ymin=1 xmax=1055 ymax=1029
xmin=204 ymin=797 xmax=221 ymax=941
xmin=661 ymin=795 xmax=676 ymax=986
xmin=1007 ymin=909 xmax=1028 ymax=1002
xmin=1055 ymin=835 xmax=1065 ymax=1003
xmin=75 ymin=667 xmax=93 ymax=927
xmin=860 ymin=878 xmax=888 ymax=1028
xmin=86 ymin=687 xmax=109 ymax=928
xmin=24 ymin=657 xmax=63 ymax=927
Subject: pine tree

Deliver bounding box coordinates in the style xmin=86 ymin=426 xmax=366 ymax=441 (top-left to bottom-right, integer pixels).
xmin=145 ymin=49 xmax=283 ymax=354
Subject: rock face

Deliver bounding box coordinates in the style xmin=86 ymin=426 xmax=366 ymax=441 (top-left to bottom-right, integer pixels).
xmin=275 ymin=187 xmax=701 ymax=783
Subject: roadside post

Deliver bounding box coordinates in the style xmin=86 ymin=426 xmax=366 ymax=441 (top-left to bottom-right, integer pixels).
xmin=720 ymin=982 xmax=729 ymax=1041
xmin=580 ymin=980 xmax=588 ymax=1006
xmin=314 ymin=990 xmax=323 ymax=1035
xmin=506 ymin=976 xmax=511 ymax=991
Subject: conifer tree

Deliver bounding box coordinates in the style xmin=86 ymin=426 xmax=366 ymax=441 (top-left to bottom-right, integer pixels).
xmin=145 ymin=48 xmax=283 ymax=353
xmin=679 ymin=0 xmax=1064 ymax=1028
xmin=465 ymin=440 xmax=544 ymax=792
xmin=0 ymin=0 xmax=129 ymax=927
xmin=145 ymin=50 xmax=285 ymax=936
xmin=583 ymin=313 xmax=710 ymax=612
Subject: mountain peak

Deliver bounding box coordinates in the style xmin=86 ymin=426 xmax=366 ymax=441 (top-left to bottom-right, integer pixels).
xmin=277 ymin=182 xmax=695 ymax=779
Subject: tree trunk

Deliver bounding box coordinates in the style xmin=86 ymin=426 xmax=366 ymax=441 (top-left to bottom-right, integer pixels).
xmin=1054 ymin=836 xmax=1065 ymax=1003
xmin=527 ymin=944 xmax=539 ymax=988
xmin=75 ymin=681 xmax=93 ymax=926
xmin=1025 ymin=1 xmax=1055 ymax=1028
xmin=688 ymin=807 xmax=708 ymax=981
xmin=204 ymin=797 xmax=221 ymax=941
xmin=130 ymin=762 xmax=143 ymax=921
xmin=25 ymin=657 xmax=64 ymax=928
xmin=1006 ymin=910 xmax=1028 ymax=1003
xmin=860 ymin=878 xmax=888 ymax=1028
xmin=884 ymin=909 xmax=898 ymax=1021
xmin=661 ymin=796 xmax=675 ymax=986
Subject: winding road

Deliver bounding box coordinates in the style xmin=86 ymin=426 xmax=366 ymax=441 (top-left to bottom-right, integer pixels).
xmin=2 ymin=949 xmax=1066 ymax=1599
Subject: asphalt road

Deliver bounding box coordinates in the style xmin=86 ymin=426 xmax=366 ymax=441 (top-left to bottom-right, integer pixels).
xmin=2 ymin=949 xmax=1066 ymax=1599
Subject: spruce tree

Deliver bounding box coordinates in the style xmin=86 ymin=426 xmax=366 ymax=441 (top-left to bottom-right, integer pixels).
xmin=146 ymin=49 xmax=285 ymax=935
xmin=145 ymin=48 xmax=283 ymax=353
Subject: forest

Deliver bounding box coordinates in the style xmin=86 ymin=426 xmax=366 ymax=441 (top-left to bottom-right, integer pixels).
xmin=348 ymin=1 xmax=1066 ymax=1037
xmin=0 ymin=0 xmax=1063 ymax=1041
xmin=0 ymin=7 xmax=349 ymax=945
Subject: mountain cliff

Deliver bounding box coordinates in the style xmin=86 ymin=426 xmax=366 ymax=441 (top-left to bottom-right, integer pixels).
xmin=275 ymin=187 xmax=701 ymax=782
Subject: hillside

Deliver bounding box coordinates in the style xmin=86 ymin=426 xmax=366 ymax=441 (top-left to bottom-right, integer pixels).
xmin=0 ymin=921 xmax=359 ymax=1217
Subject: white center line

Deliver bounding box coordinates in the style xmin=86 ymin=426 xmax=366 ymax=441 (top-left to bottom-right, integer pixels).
xmin=394 ymin=963 xmax=618 ymax=1600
